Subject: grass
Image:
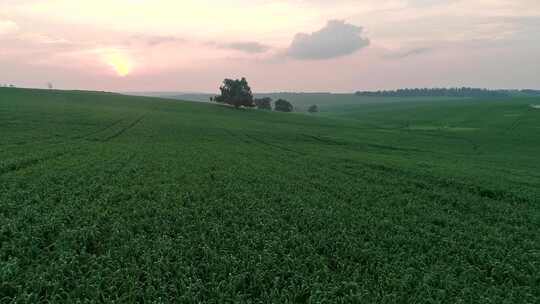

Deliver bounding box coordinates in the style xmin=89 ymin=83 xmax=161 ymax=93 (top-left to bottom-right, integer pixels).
xmin=1 ymin=87 xmax=539 ymax=303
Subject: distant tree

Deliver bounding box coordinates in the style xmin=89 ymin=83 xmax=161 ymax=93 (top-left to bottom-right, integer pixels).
xmin=47 ymin=82 xmax=53 ymax=89
xmin=274 ymin=99 xmax=293 ymax=112
xmin=308 ymin=105 xmax=319 ymax=113
xmin=213 ymin=78 xmax=255 ymax=108
xmin=254 ymin=97 xmax=272 ymax=110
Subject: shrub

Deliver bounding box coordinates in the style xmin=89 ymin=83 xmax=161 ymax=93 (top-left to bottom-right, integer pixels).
xmin=254 ymin=97 xmax=273 ymax=110
xmin=308 ymin=105 xmax=319 ymax=113
xmin=275 ymin=99 xmax=293 ymax=112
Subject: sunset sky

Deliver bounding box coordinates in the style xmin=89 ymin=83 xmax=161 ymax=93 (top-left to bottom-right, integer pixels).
xmin=1 ymin=0 xmax=539 ymax=92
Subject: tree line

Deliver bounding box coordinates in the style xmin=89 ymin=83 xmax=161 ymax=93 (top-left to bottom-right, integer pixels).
xmin=355 ymin=87 xmax=540 ymax=98
xmin=355 ymin=87 xmax=511 ymax=98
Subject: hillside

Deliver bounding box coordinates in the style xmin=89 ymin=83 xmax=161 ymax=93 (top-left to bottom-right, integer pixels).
xmin=136 ymin=91 xmax=468 ymax=112
xmin=1 ymin=88 xmax=539 ymax=303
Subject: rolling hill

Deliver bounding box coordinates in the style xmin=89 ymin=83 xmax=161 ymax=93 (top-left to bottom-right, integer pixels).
xmin=1 ymin=87 xmax=539 ymax=303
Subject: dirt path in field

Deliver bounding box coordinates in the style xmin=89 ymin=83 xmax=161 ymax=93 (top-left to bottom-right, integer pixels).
xmin=100 ymin=114 xmax=146 ymax=142
xmin=506 ymin=107 xmax=534 ymax=134
xmin=74 ymin=118 xmax=125 ymax=140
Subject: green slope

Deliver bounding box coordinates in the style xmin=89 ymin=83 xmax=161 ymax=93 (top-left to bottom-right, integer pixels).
xmin=1 ymin=88 xmax=539 ymax=303
xmin=154 ymin=92 xmax=466 ymax=112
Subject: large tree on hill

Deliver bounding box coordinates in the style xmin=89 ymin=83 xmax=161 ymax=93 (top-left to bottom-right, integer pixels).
xmin=213 ymin=78 xmax=255 ymax=108
xmin=274 ymin=99 xmax=293 ymax=112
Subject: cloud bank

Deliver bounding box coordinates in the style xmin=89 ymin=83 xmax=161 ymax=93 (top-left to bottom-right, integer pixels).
xmin=1 ymin=1 xmax=539 ymax=91
xmin=286 ymin=20 xmax=370 ymax=60
xmin=129 ymin=34 xmax=186 ymax=46
xmin=222 ymin=42 xmax=270 ymax=53
xmin=383 ymin=47 xmax=432 ymax=59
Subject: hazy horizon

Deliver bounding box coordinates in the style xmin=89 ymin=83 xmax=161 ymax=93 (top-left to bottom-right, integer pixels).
xmin=1 ymin=1 xmax=539 ymax=92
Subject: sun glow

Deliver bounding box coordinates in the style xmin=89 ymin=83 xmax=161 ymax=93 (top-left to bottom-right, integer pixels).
xmin=104 ymin=53 xmax=133 ymax=77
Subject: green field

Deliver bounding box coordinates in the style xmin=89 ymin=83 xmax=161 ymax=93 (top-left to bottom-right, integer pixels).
xmin=1 ymin=88 xmax=539 ymax=303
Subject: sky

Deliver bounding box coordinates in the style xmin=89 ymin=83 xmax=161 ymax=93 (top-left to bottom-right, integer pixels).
xmin=0 ymin=0 xmax=539 ymax=92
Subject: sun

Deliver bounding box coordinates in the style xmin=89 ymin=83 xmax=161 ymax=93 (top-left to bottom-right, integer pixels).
xmin=104 ymin=53 xmax=133 ymax=77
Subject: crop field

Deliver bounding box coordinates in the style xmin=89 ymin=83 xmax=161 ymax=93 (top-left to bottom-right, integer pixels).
xmin=1 ymin=88 xmax=539 ymax=303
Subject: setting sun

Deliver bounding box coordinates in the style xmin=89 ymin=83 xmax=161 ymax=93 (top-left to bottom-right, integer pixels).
xmin=104 ymin=53 xmax=133 ymax=77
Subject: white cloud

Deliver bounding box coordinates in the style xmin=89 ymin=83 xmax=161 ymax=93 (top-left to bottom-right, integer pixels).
xmin=286 ymin=20 xmax=370 ymax=60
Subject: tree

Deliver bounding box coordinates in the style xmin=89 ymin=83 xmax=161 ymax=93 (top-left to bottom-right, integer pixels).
xmin=213 ymin=78 xmax=254 ymax=108
xmin=308 ymin=105 xmax=319 ymax=113
xmin=274 ymin=99 xmax=293 ymax=112
xmin=254 ymin=97 xmax=272 ymax=110
xmin=47 ymin=82 xmax=53 ymax=89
